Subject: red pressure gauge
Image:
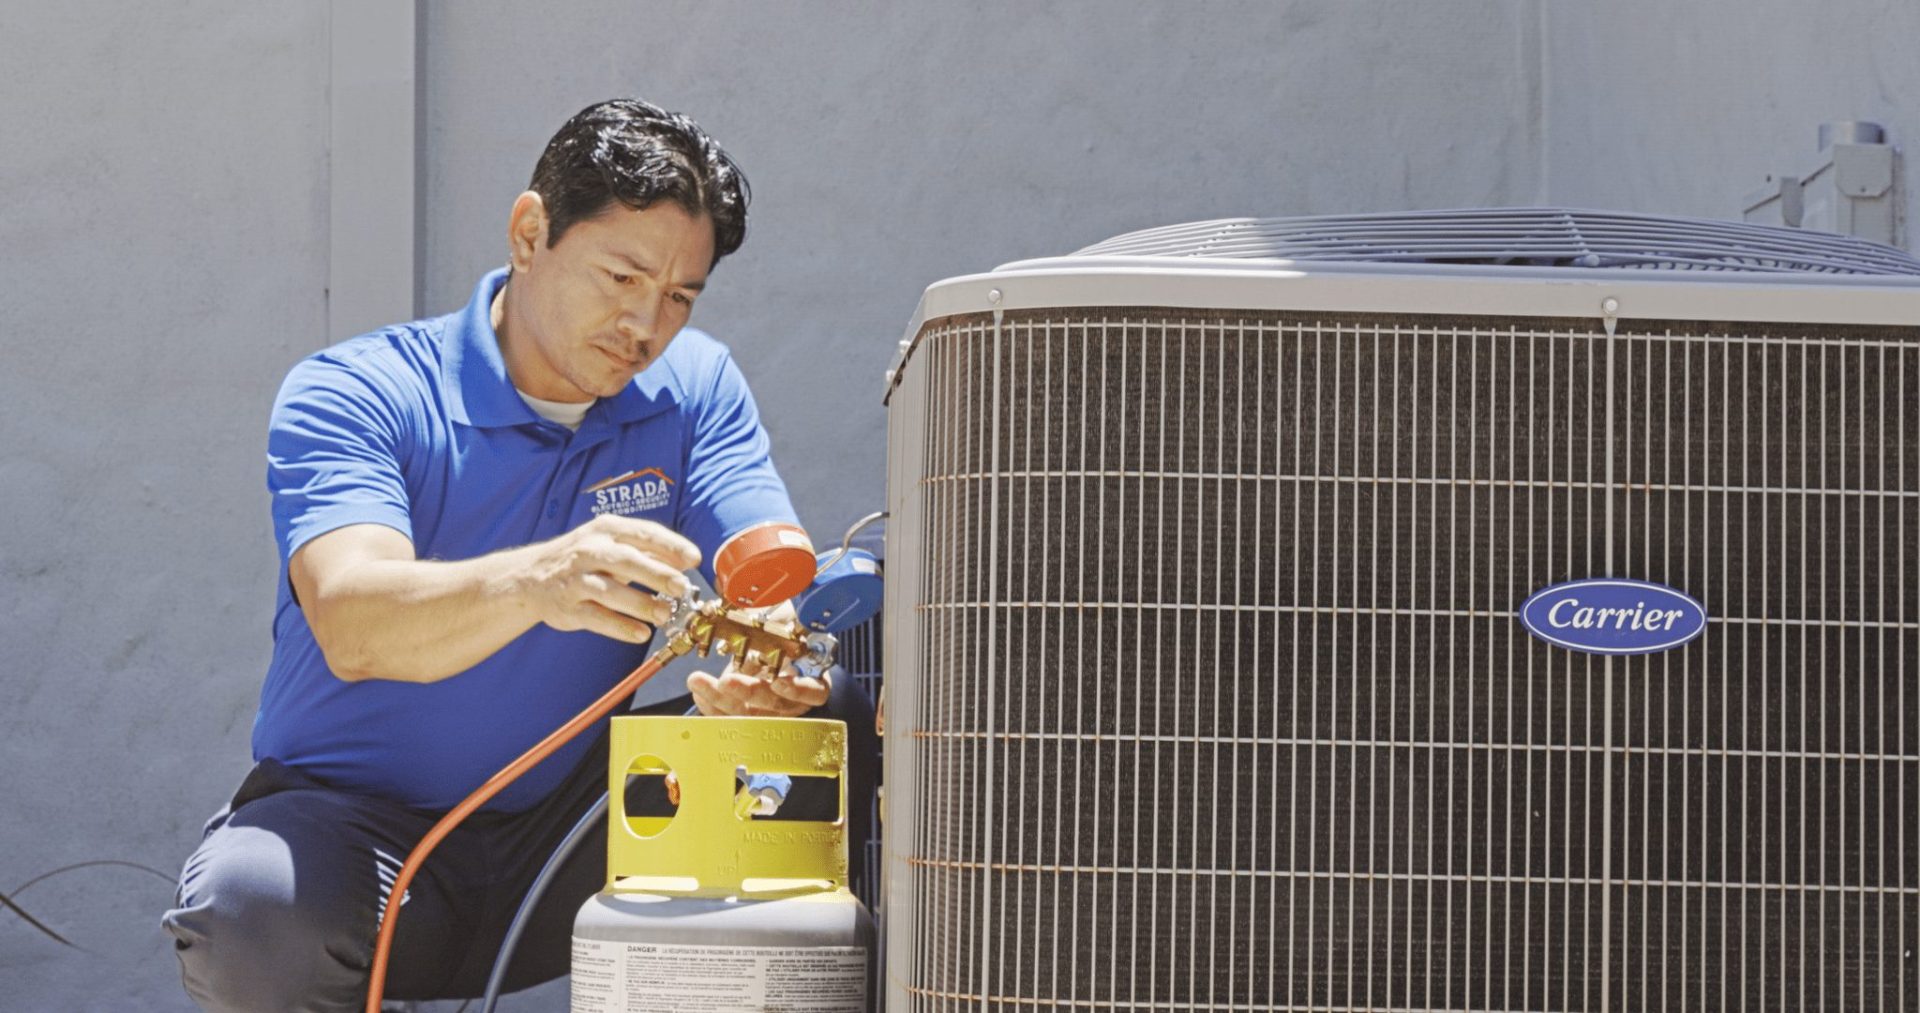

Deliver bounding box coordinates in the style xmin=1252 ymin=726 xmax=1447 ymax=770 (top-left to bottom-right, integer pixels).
xmin=712 ymin=522 xmax=816 ymax=608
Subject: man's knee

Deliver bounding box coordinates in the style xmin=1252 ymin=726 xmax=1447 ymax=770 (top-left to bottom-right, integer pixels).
xmin=163 ymin=797 xmax=372 ymax=1012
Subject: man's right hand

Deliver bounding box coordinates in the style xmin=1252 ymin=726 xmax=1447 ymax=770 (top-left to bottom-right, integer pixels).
xmin=518 ymin=515 xmax=700 ymax=643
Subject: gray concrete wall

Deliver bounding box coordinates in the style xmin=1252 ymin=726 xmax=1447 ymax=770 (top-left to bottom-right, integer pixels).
xmin=0 ymin=3 xmax=331 ymax=1009
xmin=1543 ymin=0 xmax=1919 ymax=241
xmin=23 ymin=1 xmax=1906 ymax=1009
xmin=421 ymin=0 xmax=1546 ymax=542
xmin=0 ymin=4 xmax=1538 ymax=1007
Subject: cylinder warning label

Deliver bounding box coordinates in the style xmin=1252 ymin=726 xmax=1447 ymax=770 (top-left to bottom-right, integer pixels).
xmin=571 ymin=939 xmax=866 ymax=1012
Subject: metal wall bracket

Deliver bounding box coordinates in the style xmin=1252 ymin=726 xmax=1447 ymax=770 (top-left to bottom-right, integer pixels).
xmin=1743 ymin=120 xmax=1904 ymax=249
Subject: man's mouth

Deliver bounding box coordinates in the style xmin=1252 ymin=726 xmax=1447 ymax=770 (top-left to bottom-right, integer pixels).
xmin=598 ymin=346 xmax=643 ymax=370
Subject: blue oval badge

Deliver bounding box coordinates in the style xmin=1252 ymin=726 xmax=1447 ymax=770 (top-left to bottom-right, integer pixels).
xmin=1518 ymin=578 xmax=1707 ymax=655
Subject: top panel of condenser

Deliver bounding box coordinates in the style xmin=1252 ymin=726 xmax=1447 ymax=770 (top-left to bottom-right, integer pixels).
xmin=912 ymin=208 xmax=1920 ymax=331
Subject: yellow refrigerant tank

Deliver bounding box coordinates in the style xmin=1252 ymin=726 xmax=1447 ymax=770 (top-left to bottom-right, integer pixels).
xmin=571 ymin=716 xmax=872 ymax=1012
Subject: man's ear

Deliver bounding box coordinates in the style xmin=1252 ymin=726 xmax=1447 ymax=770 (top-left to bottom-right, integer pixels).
xmin=507 ymin=191 xmax=548 ymax=272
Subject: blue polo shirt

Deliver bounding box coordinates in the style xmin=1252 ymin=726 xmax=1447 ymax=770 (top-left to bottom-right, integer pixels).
xmin=252 ymin=269 xmax=799 ymax=812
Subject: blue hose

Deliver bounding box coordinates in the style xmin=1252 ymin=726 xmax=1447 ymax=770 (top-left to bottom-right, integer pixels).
xmin=476 ymin=704 xmax=699 ymax=1012
xmin=476 ymin=791 xmax=603 ymax=1012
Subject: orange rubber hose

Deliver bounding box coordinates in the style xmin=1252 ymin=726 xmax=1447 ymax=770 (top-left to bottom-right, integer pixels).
xmin=363 ymin=648 xmax=678 ymax=1013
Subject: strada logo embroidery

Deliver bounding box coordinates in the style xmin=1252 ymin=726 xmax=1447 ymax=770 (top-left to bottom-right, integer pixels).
xmin=584 ymin=466 xmax=674 ymax=517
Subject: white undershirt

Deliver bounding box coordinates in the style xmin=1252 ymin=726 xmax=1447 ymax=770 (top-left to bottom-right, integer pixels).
xmin=518 ymin=390 xmax=593 ymax=430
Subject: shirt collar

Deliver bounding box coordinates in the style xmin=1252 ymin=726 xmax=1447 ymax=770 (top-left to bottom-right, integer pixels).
xmin=442 ymin=267 xmax=682 ymax=429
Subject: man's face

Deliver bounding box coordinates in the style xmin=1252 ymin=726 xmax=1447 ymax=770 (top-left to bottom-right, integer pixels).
xmin=498 ymin=196 xmax=716 ymax=402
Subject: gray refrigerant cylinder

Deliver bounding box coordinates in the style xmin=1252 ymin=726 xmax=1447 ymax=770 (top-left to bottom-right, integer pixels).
xmin=571 ymin=715 xmax=872 ymax=1012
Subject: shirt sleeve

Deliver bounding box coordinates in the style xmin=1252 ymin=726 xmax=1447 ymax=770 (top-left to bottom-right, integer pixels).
xmin=674 ymin=351 xmax=801 ymax=588
xmin=267 ymin=352 xmax=415 ymax=563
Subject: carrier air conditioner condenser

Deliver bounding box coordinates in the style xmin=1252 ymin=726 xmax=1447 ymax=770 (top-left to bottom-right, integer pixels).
xmin=882 ymin=209 xmax=1920 ymax=1011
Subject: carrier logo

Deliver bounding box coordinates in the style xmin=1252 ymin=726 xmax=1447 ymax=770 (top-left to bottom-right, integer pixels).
xmin=1518 ymin=578 xmax=1707 ymax=655
xmin=584 ymin=466 xmax=673 ymax=518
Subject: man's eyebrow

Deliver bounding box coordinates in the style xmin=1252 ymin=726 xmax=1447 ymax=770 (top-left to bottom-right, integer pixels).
xmin=611 ymin=251 xmax=705 ymax=292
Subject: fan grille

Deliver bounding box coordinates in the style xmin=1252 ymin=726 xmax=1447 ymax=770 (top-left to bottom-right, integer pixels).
xmin=1071 ymin=209 xmax=1920 ymax=276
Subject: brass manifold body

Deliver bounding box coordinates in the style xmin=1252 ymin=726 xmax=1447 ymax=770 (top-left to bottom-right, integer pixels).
xmin=663 ymin=596 xmax=838 ymax=680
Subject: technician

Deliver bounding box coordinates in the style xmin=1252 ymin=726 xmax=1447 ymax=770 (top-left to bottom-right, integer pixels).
xmin=161 ymin=99 xmax=868 ymax=1010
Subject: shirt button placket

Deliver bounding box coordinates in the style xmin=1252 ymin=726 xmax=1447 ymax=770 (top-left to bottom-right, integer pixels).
xmin=546 ymin=442 xmax=597 ymax=530
xmin=535 ymin=434 xmax=572 ymax=530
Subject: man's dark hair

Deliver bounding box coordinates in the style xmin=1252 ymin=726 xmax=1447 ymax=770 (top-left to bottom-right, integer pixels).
xmin=527 ymin=99 xmax=749 ymax=264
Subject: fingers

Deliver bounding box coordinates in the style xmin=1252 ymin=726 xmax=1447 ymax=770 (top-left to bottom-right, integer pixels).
xmin=687 ymin=669 xmax=819 ymax=717
xmin=727 ymin=653 xmax=829 ymax=709
xmin=531 ymin=516 xmax=702 ymax=638
xmin=590 ymin=540 xmax=693 ymax=600
xmin=687 ymin=671 xmax=728 ymax=715
xmin=690 ymin=671 xmax=771 ymax=716
xmin=592 ymin=515 xmax=701 ymax=572
xmin=766 ymin=667 xmax=830 ymax=709
xmin=562 ymin=601 xmax=655 ymax=644
xmin=710 ymin=671 xmax=790 ymax=715
xmin=580 ymin=571 xmax=677 ymax=627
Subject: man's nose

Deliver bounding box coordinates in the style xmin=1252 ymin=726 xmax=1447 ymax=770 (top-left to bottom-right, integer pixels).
xmin=616 ymin=296 xmax=663 ymax=348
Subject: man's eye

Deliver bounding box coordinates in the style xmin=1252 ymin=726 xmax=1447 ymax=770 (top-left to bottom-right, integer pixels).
xmin=609 ymin=271 xmax=633 ymax=285
xmin=672 ymin=292 xmax=694 ymax=307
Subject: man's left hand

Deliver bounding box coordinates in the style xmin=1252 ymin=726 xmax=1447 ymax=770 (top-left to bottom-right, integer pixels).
xmin=688 ymin=658 xmax=829 ymax=716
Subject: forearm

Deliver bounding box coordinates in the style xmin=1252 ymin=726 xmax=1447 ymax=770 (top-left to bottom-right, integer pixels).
xmin=294 ymin=516 xmax=697 ymax=684
xmin=304 ymin=546 xmax=543 ymax=684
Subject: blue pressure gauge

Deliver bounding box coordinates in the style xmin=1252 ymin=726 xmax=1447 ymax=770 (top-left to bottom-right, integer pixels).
xmin=794 ymin=547 xmax=884 ymax=634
